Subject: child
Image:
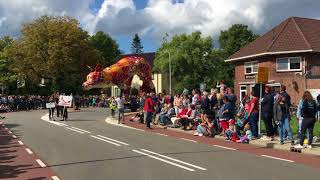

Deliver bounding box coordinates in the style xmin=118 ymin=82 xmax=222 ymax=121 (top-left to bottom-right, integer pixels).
xmin=225 ymin=119 xmax=239 ymax=142
xmin=109 ymin=97 xmax=117 ymax=118
xmin=237 ymin=123 xmax=252 ymax=143
xmin=130 ymin=109 xmax=144 ymax=124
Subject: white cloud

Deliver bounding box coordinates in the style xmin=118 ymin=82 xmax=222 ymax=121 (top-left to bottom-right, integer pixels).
xmin=0 ymin=0 xmax=319 ymax=44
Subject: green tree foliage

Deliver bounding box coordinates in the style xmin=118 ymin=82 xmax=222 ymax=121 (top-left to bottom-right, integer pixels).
xmin=0 ymin=36 xmax=16 ymax=87
xmin=219 ymin=24 xmax=259 ymax=57
xmin=155 ymin=31 xmax=226 ymax=90
xmin=131 ymin=33 xmax=143 ymax=54
xmin=89 ymin=31 xmax=121 ymax=67
xmin=7 ymin=16 xmax=102 ymax=94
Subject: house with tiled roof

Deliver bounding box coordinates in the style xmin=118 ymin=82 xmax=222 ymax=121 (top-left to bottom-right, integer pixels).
xmin=226 ymin=17 xmax=320 ymax=105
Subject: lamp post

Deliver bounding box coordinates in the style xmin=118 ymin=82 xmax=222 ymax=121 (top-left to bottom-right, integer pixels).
xmin=164 ymin=50 xmax=172 ymax=95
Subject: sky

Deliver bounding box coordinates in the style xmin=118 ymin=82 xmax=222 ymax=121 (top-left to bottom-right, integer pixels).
xmin=0 ymin=0 xmax=320 ymax=54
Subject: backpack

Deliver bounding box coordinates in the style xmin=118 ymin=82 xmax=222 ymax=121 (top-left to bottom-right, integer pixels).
xmin=301 ymin=100 xmax=317 ymax=118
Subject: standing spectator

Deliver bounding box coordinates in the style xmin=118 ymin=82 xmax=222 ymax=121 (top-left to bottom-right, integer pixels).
xmin=201 ymin=91 xmax=211 ymax=116
xmin=273 ymin=95 xmax=294 ymax=145
xmin=173 ymin=94 xmax=182 ymax=116
xmin=227 ymin=88 xmax=237 ymax=118
xmin=48 ymin=94 xmax=55 ymax=121
xmin=182 ymin=95 xmax=189 ymax=109
xmin=261 ymin=86 xmax=275 ymax=141
xmin=280 ymin=85 xmax=291 ymax=108
xmin=248 ymin=91 xmax=259 ymax=139
xmin=116 ymin=95 xmax=125 ymax=124
xmin=144 ymin=93 xmax=155 ymax=129
xmin=295 ymin=91 xmax=318 ymax=149
xmin=110 ymin=97 xmax=117 ymax=118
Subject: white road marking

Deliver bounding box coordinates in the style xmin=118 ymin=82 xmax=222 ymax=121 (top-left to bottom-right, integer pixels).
xmin=18 ymin=141 xmax=24 ymax=145
xmin=261 ymin=155 xmax=294 ymax=163
xmin=8 ymin=130 xmax=12 ymax=134
xmin=70 ymin=127 xmax=91 ymax=133
xmin=90 ymin=135 xmax=121 ymax=146
xmin=133 ymin=149 xmax=195 ymax=171
xmin=41 ymin=114 xmax=67 ymax=127
xmin=156 ymin=133 xmax=168 ymax=137
xmin=12 ymin=135 xmax=17 ymax=138
xmin=97 ymin=135 xmax=129 ymax=145
xmin=36 ymin=159 xmax=47 ymax=167
xmin=105 ymin=117 xmax=145 ymax=132
xmin=4 ymin=127 xmax=8 ymax=130
xmin=141 ymin=149 xmax=207 ymax=170
xmin=25 ymin=148 xmax=33 ymax=154
xmin=213 ymin=145 xmax=237 ymax=151
xmin=180 ymin=138 xmax=197 ymax=143
xmin=2 ymin=124 xmax=5 ymax=127
xmin=66 ymin=127 xmax=85 ymax=134
xmin=52 ymin=176 xmax=61 ymax=180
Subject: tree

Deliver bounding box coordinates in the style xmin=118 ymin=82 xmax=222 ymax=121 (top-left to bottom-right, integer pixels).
xmin=0 ymin=36 xmax=16 ymax=93
xmin=7 ymin=16 xmax=102 ymax=94
xmin=89 ymin=31 xmax=121 ymax=67
xmin=154 ymin=31 xmax=229 ymax=91
xmin=219 ymin=24 xmax=259 ymax=57
xmin=131 ymin=33 xmax=143 ymax=54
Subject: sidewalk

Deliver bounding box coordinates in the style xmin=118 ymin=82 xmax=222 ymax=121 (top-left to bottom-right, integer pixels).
xmin=0 ymin=121 xmax=58 ymax=180
xmin=106 ymin=112 xmax=320 ymax=156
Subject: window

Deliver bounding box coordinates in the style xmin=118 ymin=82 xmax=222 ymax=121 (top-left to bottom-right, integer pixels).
xmin=276 ymin=57 xmax=301 ymax=71
xmin=245 ymin=61 xmax=258 ymax=74
xmin=240 ymin=85 xmax=247 ymax=101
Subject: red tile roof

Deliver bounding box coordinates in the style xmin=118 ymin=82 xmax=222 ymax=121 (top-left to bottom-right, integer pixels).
xmin=226 ymin=17 xmax=320 ymax=62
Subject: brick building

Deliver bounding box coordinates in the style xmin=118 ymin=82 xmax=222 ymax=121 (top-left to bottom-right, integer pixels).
xmin=226 ymin=17 xmax=320 ymax=106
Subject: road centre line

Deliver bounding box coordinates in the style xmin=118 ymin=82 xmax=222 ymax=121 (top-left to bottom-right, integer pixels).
xmin=52 ymin=176 xmax=61 ymax=180
xmin=5 ymin=127 xmax=8 ymax=130
xmin=132 ymin=149 xmax=195 ymax=172
xmin=70 ymin=127 xmax=91 ymax=133
xmin=25 ymin=148 xmax=33 ymax=154
xmin=18 ymin=141 xmax=24 ymax=145
xmin=156 ymin=133 xmax=168 ymax=136
xmin=213 ymin=145 xmax=237 ymax=151
xmin=96 ymin=135 xmax=129 ymax=145
xmin=12 ymin=135 xmax=17 ymax=138
xmin=90 ymin=135 xmax=121 ymax=146
xmin=36 ymin=159 xmax=47 ymax=167
xmin=261 ymin=155 xmax=294 ymax=163
xmin=66 ymin=127 xmax=85 ymax=134
xmin=8 ymin=130 xmax=12 ymax=134
xmin=180 ymin=138 xmax=197 ymax=143
xmin=141 ymin=149 xmax=207 ymax=170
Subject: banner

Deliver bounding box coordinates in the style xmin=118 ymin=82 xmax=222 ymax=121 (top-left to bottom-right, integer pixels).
xmin=58 ymin=95 xmax=73 ymax=107
xmin=46 ymin=103 xmax=56 ymax=108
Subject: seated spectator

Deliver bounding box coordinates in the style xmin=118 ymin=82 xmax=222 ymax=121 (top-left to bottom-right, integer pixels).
xmin=237 ymin=123 xmax=252 ymax=143
xmin=194 ymin=113 xmax=215 ymax=137
xmin=130 ymin=109 xmax=144 ymax=124
xmin=159 ymin=104 xmax=175 ymax=126
xmin=180 ymin=104 xmax=196 ymax=130
xmin=225 ymin=119 xmax=239 ymax=142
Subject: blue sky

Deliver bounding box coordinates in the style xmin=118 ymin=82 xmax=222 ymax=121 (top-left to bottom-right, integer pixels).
xmin=0 ymin=0 xmax=319 ymax=54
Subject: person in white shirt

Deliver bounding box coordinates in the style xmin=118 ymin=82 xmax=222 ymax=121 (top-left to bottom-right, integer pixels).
xmin=116 ymin=96 xmax=125 ymax=124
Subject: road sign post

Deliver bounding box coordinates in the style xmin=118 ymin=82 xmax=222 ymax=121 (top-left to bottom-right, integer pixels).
xmin=256 ymin=67 xmax=269 ymax=136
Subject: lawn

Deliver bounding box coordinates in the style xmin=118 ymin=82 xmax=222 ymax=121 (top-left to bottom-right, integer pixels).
xmin=259 ymin=116 xmax=320 ymax=137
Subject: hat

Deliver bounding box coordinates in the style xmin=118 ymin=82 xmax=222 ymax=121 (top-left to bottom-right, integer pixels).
xmin=229 ymin=119 xmax=235 ymax=125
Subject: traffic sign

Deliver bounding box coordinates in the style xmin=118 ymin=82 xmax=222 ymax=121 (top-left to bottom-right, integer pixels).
xmin=256 ymin=67 xmax=268 ymax=84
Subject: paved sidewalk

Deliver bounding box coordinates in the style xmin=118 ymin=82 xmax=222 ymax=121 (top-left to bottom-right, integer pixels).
xmin=106 ymin=112 xmax=320 ymax=156
xmin=0 ymin=121 xmax=58 ymax=180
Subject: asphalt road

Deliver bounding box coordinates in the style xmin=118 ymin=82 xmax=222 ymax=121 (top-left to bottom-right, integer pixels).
xmin=2 ymin=108 xmax=320 ymax=180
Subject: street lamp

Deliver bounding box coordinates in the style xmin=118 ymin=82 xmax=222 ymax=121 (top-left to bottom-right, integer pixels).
xmin=164 ymin=50 xmax=172 ymax=95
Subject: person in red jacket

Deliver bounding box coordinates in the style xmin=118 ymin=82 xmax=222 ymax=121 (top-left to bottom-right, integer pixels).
xmin=144 ymin=93 xmax=155 ymax=129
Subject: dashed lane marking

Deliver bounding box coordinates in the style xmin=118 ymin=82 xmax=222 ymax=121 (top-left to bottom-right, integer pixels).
xmin=141 ymin=149 xmax=207 ymax=170
xmin=18 ymin=141 xmax=24 ymax=145
xmin=66 ymin=127 xmax=85 ymax=134
xmin=156 ymin=133 xmax=168 ymax=136
xmin=213 ymin=145 xmax=237 ymax=151
xmin=12 ymin=135 xmax=17 ymax=138
xmin=97 ymin=135 xmax=129 ymax=145
xmin=133 ymin=149 xmax=195 ymax=172
xmin=8 ymin=130 xmax=12 ymax=134
xmin=180 ymin=138 xmax=197 ymax=143
xmin=36 ymin=159 xmax=47 ymax=167
xmin=70 ymin=127 xmax=91 ymax=133
xmin=25 ymin=148 xmax=33 ymax=154
xmin=52 ymin=176 xmax=61 ymax=180
xmin=90 ymin=135 xmax=121 ymax=146
xmin=261 ymin=155 xmax=294 ymax=163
